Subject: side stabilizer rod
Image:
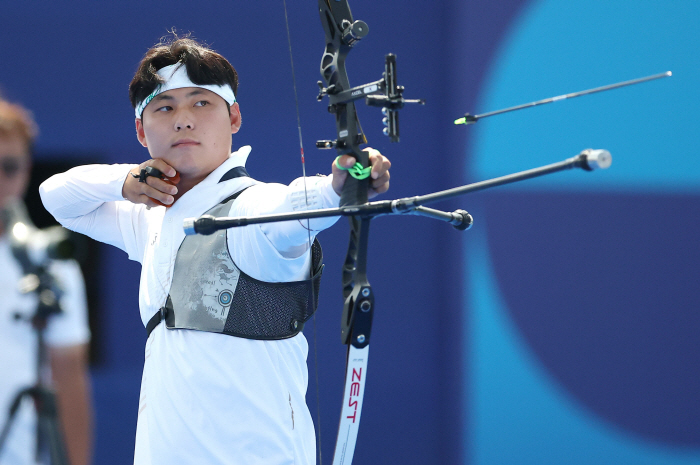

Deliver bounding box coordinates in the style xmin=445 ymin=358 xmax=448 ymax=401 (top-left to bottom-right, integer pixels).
xmin=183 ymin=149 xmax=611 ymax=235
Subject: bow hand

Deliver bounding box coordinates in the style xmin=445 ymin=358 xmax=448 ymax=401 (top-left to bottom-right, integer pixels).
xmin=331 ymin=149 xmax=391 ymax=199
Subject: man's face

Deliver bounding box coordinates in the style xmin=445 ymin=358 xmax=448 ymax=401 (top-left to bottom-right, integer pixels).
xmin=0 ymin=134 xmax=31 ymax=209
xmin=135 ymin=87 xmax=241 ymax=179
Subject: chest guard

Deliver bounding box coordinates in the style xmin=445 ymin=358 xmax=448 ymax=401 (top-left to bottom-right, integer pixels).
xmin=156 ymin=192 xmax=323 ymax=340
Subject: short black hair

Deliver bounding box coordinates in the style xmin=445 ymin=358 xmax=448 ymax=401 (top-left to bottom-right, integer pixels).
xmin=129 ymin=33 xmax=238 ymax=111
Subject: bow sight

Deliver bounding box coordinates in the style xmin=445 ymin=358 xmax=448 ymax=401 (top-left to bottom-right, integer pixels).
xmin=315 ymin=29 xmax=424 ymax=148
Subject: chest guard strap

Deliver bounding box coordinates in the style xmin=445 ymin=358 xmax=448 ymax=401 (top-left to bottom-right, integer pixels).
xmin=146 ymin=189 xmax=324 ymax=340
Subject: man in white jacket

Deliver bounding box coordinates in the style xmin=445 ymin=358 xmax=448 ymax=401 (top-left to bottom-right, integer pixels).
xmin=0 ymin=97 xmax=92 ymax=465
xmin=40 ymin=35 xmax=390 ymax=465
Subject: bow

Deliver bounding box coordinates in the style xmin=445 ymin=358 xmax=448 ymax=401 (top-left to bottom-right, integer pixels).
xmin=314 ymin=2 xmax=426 ymax=463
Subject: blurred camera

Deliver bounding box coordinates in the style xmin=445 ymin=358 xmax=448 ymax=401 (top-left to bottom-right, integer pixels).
xmin=1 ymin=200 xmax=75 ymax=267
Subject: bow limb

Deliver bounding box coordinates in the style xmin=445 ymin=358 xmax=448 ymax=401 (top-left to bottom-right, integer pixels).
xmin=318 ymin=0 xmax=371 ymax=208
xmin=317 ymin=1 xmax=374 ymax=464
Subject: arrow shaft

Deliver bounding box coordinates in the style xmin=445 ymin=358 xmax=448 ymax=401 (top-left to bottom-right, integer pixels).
xmin=459 ymin=71 xmax=671 ymax=123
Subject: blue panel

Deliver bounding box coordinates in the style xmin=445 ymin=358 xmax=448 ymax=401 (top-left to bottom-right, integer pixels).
xmin=91 ymin=367 xmax=141 ymax=465
xmin=484 ymin=191 xmax=700 ymax=445
xmin=467 ymin=228 xmax=700 ymax=464
xmin=466 ymin=0 xmax=700 ymax=462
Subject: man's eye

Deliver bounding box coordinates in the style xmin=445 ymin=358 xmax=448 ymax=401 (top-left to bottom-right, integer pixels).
xmin=195 ymin=101 xmax=209 ymax=107
xmin=155 ymin=106 xmax=172 ymax=112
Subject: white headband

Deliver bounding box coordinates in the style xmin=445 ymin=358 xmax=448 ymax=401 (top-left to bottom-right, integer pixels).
xmin=134 ymin=63 xmax=236 ymax=118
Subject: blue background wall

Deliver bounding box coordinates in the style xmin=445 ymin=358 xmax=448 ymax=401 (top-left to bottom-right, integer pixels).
xmin=2 ymin=1 xmax=698 ymax=464
xmin=462 ymin=1 xmax=700 ymax=463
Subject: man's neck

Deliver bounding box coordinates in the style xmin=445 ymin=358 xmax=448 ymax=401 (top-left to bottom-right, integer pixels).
xmin=172 ymin=169 xmax=216 ymax=202
xmin=170 ymin=156 xmax=232 ymax=203
xmin=172 ymin=176 xmax=199 ymax=202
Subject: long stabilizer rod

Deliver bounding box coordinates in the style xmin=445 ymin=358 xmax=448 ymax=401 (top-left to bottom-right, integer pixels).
xmin=183 ymin=149 xmax=611 ymax=235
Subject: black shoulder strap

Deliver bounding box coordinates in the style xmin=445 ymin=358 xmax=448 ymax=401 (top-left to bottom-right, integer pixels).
xmin=146 ymin=306 xmax=166 ymax=339
xmin=219 ymin=186 xmax=250 ymax=205
xmin=218 ymin=166 xmax=249 ymax=183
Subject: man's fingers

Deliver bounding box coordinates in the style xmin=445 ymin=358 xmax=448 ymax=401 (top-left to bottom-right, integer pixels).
xmin=123 ymin=159 xmax=179 ymax=206
xmin=369 ymin=183 xmax=390 ymax=198
xmin=368 ymin=171 xmax=390 ymax=198
xmin=140 ymin=183 xmax=175 ymax=205
xmin=367 ymin=149 xmax=391 ymax=180
xmin=146 ymin=176 xmax=178 ymax=196
xmin=331 ymin=149 xmax=391 ymax=198
xmin=137 ymin=194 xmax=160 ymax=208
xmin=167 ymin=172 xmax=181 ymax=184
xmin=335 ymin=154 xmax=356 ymax=169
xmin=371 ymin=171 xmax=390 ymax=190
xmin=147 ymin=159 xmax=177 ymax=178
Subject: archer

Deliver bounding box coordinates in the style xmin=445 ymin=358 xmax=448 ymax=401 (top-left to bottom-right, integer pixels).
xmin=40 ymin=34 xmax=390 ymax=465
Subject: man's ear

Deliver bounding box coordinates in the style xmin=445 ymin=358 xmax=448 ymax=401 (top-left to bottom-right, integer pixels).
xmin=230 ymin=103 xmax=242 ymax=134
xmin=135 ymin=118 xmax=148 ymax=147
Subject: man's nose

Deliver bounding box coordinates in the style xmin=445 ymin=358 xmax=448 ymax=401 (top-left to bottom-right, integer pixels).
xmin=174 ymin=110 xmax=195 ymax=131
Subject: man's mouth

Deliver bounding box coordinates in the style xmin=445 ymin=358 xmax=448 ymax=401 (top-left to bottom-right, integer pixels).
xmin=172 ymin=139 xmax=200 ymax=147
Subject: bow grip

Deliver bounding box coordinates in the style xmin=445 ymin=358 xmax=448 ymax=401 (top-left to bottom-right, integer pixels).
xmin=339 ymin=148 xmax=371 ymax=207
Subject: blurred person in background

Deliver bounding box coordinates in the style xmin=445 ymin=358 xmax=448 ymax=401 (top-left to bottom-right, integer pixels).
xmin=0 ymin=96 xmax=93 ymax=465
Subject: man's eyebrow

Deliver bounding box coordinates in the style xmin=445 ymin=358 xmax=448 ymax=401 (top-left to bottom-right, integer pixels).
xmin=153 ymin=89 xmax=207 ymax=102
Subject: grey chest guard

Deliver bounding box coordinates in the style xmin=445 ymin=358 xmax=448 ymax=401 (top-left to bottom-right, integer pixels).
xmin=162 ymin=195 xmax=324 ymax=340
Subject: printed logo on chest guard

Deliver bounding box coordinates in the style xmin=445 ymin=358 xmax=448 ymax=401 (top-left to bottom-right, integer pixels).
xmin=218 ymin=290 xmax=233 ymax=307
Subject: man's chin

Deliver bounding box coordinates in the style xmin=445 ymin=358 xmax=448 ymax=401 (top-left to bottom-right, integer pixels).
xmin=160 ymin=160 xmax=206 ymax=179
xmin=155 ymin=154 xmax=192 ymax=175
xmin=154 ymin=149 xmax=227 ymax=178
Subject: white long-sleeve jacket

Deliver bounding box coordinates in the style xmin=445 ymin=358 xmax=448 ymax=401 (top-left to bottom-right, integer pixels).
xmin=40 ymin=146 xmax=340 ymax=465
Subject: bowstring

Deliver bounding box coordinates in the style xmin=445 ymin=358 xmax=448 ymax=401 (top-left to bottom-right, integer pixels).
xmin=282 ymin=2 xmax=323 ymax=464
